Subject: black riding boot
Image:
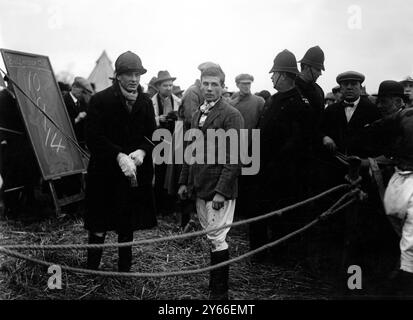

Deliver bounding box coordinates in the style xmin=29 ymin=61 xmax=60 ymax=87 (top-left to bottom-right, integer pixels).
xmin=209 ymin=249 xmax=229 ymax=300
xmin=87 ymin=233 xmax=105 ymax=270
xmin=118 ymin=232 xmax=133 ymax=272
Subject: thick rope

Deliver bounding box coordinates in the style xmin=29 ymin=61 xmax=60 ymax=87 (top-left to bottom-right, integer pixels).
xmin=0 ymin=184 xmax=351 ymax=250
xmin=0 ymin=197 xmax=357 ymax=278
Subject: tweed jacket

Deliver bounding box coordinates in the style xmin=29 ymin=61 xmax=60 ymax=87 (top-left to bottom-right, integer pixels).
xmin=178 ymin=98 xmax=244 ymax=201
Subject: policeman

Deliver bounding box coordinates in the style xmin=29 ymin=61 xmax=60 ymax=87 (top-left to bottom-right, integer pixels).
xmin=296 ymin=46 xmax=325 ymax=124
xmin=250 ymin=49 xmax=312 ymax=262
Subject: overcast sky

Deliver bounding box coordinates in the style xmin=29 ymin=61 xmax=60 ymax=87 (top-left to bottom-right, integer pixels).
xmin=0 ymin=0 xmax=412 ymax=94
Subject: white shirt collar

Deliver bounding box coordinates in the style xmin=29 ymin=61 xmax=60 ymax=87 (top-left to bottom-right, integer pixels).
xmin=344 ymin=96 xmax=360 ymax=107
xmin=70 ymin=92 xmax=78 ymax=104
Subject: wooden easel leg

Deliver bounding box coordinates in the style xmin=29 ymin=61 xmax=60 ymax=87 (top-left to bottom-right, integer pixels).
xmin=0 ymin=140 xmax=5 ymax=220
xmin=48 ymin=181 xmax=61 ymax=217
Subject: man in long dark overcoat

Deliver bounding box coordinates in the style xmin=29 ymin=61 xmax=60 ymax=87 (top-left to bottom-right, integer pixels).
xmin=85 ymin=51 xmax=157 ymax=272
xmin=250 ymin=49 xmax=312 ymax=262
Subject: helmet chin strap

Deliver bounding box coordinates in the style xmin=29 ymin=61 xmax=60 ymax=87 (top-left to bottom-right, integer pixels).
xmin=310 ymin=67 xmax=315 ymax=83
xmin=273 ymin=73 xmax=281 ymax=89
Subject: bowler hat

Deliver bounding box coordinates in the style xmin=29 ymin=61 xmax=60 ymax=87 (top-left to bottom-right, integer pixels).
xmin=336 ymin=71 xmax=365 ymax=84
xmin=115 ymin=51 xmax=147 ymax=76
xmin=153 ymin=71 xmax=176 ymax=86
xmin=373 ymin=80 xmax=407 ymax=98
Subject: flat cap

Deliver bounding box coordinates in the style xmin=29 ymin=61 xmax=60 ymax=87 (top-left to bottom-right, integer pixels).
xmin=400 ymin=76 xmax=413 ymax=85
xmin=336 ymin=71 xmax=365 ymax=84
xmin=198 ymin=61 xmax=221 ymax=72
xmin=73 ymin=77 xmax=94 ymax=94
xmin=235 ymin=74 xmax=254 ymax=83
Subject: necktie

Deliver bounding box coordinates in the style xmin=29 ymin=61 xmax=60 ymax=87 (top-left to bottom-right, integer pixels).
xmin=200 ymin=102 xmax=212 ymax=115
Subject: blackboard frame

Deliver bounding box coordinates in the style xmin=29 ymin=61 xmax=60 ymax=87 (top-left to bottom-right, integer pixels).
xmin=0 ymin=48 xmax=87 ymax=180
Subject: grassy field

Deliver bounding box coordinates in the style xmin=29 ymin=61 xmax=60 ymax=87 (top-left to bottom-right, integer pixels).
xmin=0 ymin=209 xmax=337 ymax=300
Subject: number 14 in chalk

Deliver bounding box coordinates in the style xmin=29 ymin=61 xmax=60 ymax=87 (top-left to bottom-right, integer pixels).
xmin=45 ymin=128 xmax=65 ymax=153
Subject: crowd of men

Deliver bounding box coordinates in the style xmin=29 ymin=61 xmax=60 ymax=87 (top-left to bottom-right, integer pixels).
xmin=1 ymin=46 xmax=413 ymax=300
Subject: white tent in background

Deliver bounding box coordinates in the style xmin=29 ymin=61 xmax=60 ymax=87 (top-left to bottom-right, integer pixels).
xmin=88 ymin=50 xmax=114 ymax=92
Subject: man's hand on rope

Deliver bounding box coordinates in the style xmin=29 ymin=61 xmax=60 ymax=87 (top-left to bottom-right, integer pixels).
xmin=323 ymin=136 xmax=337 ymax=153
xmin=212 ymin=193 xmax=225 ymax=210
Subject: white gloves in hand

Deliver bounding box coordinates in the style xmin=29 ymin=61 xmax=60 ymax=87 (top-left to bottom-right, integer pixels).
xmin=117 ymin=153 xmax=136 ymax=179
xmin=129 ymin=149 xmax=146 ymax=167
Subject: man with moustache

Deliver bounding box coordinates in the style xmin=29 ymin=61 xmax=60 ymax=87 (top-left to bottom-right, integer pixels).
xmin=85 ymin=51 xmax=157 ymax=272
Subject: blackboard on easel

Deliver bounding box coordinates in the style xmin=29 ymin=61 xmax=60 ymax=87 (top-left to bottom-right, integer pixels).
xmin=0 ymin=49 xmax=87 ymax=214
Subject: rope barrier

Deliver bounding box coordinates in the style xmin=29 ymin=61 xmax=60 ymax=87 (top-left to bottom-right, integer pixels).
xmin=0 ymin=184 xmax=351 ymax=250
xmin=0 ymin=196 xmax=357 ymax=278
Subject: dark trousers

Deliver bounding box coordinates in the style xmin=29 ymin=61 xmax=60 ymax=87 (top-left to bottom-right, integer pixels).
xmin=154 ymin=163 xmax=174 ymax=215
xmin=87 ymin=231 xmax=134 ymax=271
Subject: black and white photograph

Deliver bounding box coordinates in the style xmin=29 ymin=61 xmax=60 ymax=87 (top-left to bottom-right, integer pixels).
xmin=0 ymin=0 xmax=412 ymax=311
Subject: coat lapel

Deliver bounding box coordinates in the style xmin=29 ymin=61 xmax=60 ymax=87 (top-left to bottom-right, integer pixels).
xmin=348 ymin=99 xmax=365 ymax=127
xmin=192 ymin=110 xmax=202 ymax=128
